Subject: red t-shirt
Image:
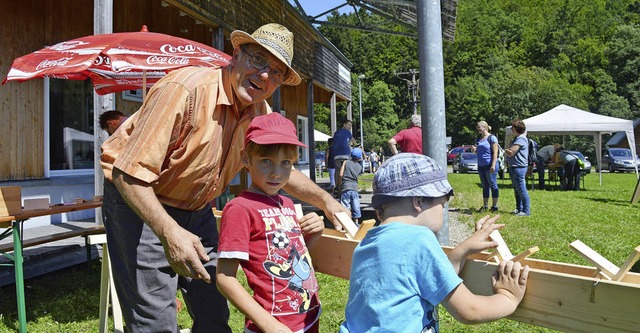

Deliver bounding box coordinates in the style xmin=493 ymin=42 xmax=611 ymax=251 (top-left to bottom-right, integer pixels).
xmin=218 ymin=191 xmax=321 ymax=332
xmin=393 ymin=126 xmax=423 ymax=154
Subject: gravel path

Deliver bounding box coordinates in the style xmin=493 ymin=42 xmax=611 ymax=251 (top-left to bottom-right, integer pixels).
xmin=447 ymin=210 xmax=474 ymax=246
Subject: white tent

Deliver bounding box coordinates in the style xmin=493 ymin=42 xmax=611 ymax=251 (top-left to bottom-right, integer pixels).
xmin=314 ymin=129 xmax=331 ymax=142
xmin=505 ymin=104 xmax=639 ymax=184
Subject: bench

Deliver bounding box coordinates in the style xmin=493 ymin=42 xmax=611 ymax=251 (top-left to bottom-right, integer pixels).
xmin=0 ymin=224 xmax=106 ymax=270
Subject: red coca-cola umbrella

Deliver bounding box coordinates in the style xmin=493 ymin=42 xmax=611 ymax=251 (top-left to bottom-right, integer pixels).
xmin=2 ymin=25 xmax=231 ymax=95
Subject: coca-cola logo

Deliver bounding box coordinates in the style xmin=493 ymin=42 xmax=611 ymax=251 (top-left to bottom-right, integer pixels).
xmin=49 ymin=40 xmax=89 ymax=51
xmin=147 ymin=55 xmax=191 ymax=65
xmin=160 ymin=44 xmax=197 ymax=55
xmin=93 ymin=55 xmax=112 ymax=66
xmin=36 ymin=57 xmax=74 ymax=70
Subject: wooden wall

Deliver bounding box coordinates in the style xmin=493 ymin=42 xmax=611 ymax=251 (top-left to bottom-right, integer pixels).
xmin=0 ymin=0 xmax=352 ymax=181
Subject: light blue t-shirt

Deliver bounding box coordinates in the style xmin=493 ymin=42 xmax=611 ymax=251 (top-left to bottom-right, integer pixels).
xmin=339 ymin=223 xmax=463 ymax=333
xmin=507 ymin=135 xmax=528 ymax=167
xmin=476 ymin=134 xmax=498 ymax=167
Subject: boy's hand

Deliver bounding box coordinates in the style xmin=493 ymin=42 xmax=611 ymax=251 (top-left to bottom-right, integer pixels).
xmin=492 ymin=260 xmax=529 ymax=304
xmin=299 ymin=212 xmax=324 ymax=236
xmin=458 ymin=215 xmax=504 ymax=256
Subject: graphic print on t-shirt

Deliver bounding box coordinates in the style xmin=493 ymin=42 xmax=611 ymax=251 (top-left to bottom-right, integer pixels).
xmin=259 ymin=207 xmax=319 ymax=315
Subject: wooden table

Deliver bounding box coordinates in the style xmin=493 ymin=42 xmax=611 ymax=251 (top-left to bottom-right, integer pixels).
xmin=0 ymin=200 xmax=102 ymax=333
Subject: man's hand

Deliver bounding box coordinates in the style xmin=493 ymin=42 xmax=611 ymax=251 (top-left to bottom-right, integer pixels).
xmin=322 ymin=200 xmax=350 ymax=231
xmin=160 ymin=225 xmax=212 ymax=283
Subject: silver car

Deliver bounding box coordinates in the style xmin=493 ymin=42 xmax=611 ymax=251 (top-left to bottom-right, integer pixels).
xmin=599 ymin=148 xmax=639 ymax=173
xmin=452 ymin=152 xmax=478 ymax=173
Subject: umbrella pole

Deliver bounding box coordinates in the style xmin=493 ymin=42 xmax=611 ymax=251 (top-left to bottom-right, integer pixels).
xmin=142 ymin=70 xmax=147 ymax=100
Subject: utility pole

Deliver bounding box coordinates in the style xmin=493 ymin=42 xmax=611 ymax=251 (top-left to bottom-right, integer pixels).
xmin=394 ymin=68 xmax=419 ymax=115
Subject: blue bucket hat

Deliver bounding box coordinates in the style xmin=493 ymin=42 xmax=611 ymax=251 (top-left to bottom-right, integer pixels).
xmin=351 ymin=147 xmax=363 ymax=160
xmin=372 ymin=153 xmax=454 ymax=209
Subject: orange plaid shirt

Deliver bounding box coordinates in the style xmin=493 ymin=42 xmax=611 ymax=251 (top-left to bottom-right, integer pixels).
xmin=100 ymin=66 xmax=270 ymax=210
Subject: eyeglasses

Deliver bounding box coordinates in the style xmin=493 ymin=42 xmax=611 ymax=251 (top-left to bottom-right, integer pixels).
xmin=241 ymin=46 xmax=286 ymax=84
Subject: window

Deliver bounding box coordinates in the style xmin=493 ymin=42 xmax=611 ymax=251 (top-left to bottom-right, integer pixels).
xmin=122 ymin=89 xmax=144 ymax=102
xmin=296 ymin=115 xmax=309 ymax=163
xmin=47 ymin=78 xmax=95 ymax=175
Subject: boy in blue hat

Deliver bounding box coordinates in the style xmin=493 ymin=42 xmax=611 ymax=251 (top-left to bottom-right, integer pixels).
xmin=339 ymin=153 xmax=529 ymax=333
xmin=339 ymin=147 xmax=364 ymax=225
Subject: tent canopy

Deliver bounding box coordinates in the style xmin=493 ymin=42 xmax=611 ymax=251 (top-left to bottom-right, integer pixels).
xmin=505 ymin=104 xmax=638 ymax=184
xmin=314 ymin=129 xmax=331 ymax=142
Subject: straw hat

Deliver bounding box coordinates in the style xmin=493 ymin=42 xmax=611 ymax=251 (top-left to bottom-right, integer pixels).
xmin=230 ymin=23 xmax=301 ymax=86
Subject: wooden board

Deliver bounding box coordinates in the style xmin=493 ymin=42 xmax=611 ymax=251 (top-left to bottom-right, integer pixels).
xmin=632 ymin=177 xmax=640 ymax=204
xmin=309 ymin=234 xmax=640 ymax=332
xmin=335 ymin=211 xmax=358 ymax=239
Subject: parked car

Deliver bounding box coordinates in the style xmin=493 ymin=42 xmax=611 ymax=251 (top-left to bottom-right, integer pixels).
xmin=562 ymin=150 xmax=592 ymax=174
xmin=599 ymin=148 xmax=640 ymax=173
xmin=452 ymin=152 xmax=478 ymax=173
xmin=447 ymin=145 xmax=473 ymax=164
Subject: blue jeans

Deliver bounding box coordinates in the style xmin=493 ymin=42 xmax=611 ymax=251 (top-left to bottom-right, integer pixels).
xmin=340 ymin=189 xmax=361 ymax=220
xmin=509 ymin=166 xmax=530 ymax=215
xmin=478 ymin=164 xmax=499 ymax=199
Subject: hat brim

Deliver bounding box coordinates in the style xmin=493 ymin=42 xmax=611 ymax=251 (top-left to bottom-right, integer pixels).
xmin=231 ymin=30 xmax=301 ymax=86
xmin=249 ymin=133 xmax=308 ymax=148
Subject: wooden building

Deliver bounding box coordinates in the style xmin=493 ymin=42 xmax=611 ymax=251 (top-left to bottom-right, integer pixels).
xmin=0 ymin=0 xmax=353 ymax=224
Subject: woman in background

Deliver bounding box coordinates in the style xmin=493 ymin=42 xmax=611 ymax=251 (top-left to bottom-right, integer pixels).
xmin=474 ymin=121 xmax=499 ymax=212
xmin=504 ymin=119 xmax=530 ymax=216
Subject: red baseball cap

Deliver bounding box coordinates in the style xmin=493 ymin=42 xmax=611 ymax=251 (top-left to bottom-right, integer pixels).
xmin=245 ymin=113 xmax=308 ymax=148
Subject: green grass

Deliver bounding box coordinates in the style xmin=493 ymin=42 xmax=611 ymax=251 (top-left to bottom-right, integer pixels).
xmin=0 ymin=171 xmax=638 ymax=332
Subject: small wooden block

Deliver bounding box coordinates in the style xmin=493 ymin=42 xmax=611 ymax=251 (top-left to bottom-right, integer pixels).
xmin=335 ymin=211 xmax=358 ymax=239
xmin=23 ymin=198 xmax=50 ymax=210
xmin=511 ymin=246 xmax=539 ymax=263
xmin=613 ymin=245 xmax=640 ymax=281
xmin=353 ymin=219 xmax=375 ymax=240
xmin=0 ymin=186 xmax=22 ymax=216
xmin=489 ymin=230 xmax=514 ymax=261
xmin=570 ymin=240 xmax=619 ymax=279
xmin=75 ymin=198 xmax=86 ymax=204
xmin=294 ymin=204 xmax=304 ymax=219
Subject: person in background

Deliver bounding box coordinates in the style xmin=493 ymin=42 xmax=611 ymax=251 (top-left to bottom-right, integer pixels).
xmin=473 ymin=121 xmax=499 ymax=212
xmin=339 ymin=153 xmax=529 ymax=332
xmin=388 ymin=114 xmax=422 ymax=155
xmin=99 ymin=110 xmax=128 ymax=136
xmin=217 ymin=113 xmax=323 ymax=333
xmin=504 ymin=119 xmax=530 ymax=217
xmin=369 ymin=148 xmax=379 ymax=173
xmin=333 ymin=120 xmax=356 ymax=194
xmin=100 ymin=23 xmax=347 ymax=332
xmin=555 ymin=149 xmax=582 ymax=191
xmin=326 ymin=138 xmax=336 ymax=194
xmin=378 ymin=146 xmax=385 ymax=164
xmin=339 ymin=148 xmax=364 ymax=225
xmin=536 ymin=143 xmax=560 ymax=190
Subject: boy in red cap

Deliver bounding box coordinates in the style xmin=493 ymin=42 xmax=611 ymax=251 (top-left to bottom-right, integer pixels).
xmin=216 ymin=112 xmax=324 ymax=333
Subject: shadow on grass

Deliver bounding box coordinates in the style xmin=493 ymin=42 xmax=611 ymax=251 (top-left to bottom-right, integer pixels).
xmin=585 ymin=196 xmax=633 ymax=207
xmin=0 ymin=261 xmax=102 ymax=330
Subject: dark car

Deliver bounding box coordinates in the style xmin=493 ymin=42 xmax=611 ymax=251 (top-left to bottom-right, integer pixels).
xmin=447 ymin=145 xmax=473 ymax=164
xmin=599 ymin=148 xmax=639 ymax=173
xmin=452 ymin=152 xmax=478 ymax=173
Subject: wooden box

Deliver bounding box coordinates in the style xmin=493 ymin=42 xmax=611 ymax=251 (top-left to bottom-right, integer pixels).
xmin=0 ymin=186 xmax=22 ymax=217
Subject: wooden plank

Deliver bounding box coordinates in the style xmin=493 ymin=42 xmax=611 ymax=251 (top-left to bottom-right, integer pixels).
xmin=489 ymin=230 xmax=514 ymax=261
xmin=353 ymin=219 xmax=375 ymax=241
xmin=308 ymin=234 xmax=359 ymax=280
xmin=456 ymin=255 xmax=640 ymax=333
xmin=294 ymin=204 xmax=303 ymax=219
xmin=631 ymin=177 xmax=640 ymax=204
xmin=613 ymin=246 xmax=640 ymax=281
xmin=0 ymin=225 xmax=105 ymax=252
xmin=511 ymin=246 xmax=540 ymax=263
xmin=322 ymin=228 xmax=347 ymax=238
xmin=335 ymin=211 xmax=358 ymax=239
xmin=570 ymin=240 xmax=619 ymax=279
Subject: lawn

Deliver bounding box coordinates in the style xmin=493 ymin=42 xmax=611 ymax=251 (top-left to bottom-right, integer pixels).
xmin=0 ymin=171 xmax=638 ymax=332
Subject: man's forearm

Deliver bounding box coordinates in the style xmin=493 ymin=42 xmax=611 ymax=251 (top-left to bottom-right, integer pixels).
xmin=285 ymin=169 xmax=335 ymax=211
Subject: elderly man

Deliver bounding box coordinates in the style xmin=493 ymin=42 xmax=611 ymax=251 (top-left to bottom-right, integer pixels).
xmin=388 ymin=114 xmax=422 ymax=155
xmin=101 ymin=23 xmax=347 ymax=332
